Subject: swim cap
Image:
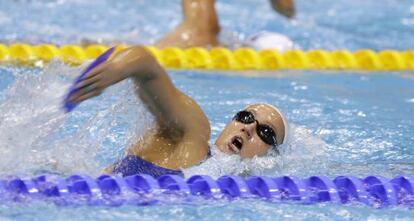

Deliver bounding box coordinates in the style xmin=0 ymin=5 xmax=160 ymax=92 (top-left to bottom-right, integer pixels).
xmin=264 ymin=103 xmax=289 ymax=145
xmin=244 ymin=103 xmax=289 ymax=145
xmin=243 ymin=31 xmax=295 ymax=51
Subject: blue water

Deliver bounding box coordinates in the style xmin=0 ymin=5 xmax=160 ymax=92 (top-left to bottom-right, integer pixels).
xmin=1 ymin=0 xmax=414 ymax=50
xmin=0 ymin=0 xmax=414 ymax=220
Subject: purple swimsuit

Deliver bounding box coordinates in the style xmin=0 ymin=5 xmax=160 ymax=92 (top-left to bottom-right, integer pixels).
xmin=112 ymin=147 xmax=211 ymax=178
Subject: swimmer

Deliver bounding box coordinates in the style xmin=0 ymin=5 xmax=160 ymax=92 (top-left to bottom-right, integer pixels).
xmin=156 ymin=0 xmax=296 ymax=49
xmin=67 ymin=45 xmax=288 ymax=177
xmin=80 ymin=0 xmax=296 ymax=50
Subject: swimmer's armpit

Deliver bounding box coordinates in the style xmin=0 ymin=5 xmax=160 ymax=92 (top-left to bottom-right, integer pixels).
xmin=270 ymin=0 xmax=295 ymax=18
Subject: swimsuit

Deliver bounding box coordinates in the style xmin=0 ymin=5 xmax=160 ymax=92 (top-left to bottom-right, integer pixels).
xmin=112 ymin=146 xmax=211 ymax=178
xmin=112 ymin=155 xmax=184 ymax=178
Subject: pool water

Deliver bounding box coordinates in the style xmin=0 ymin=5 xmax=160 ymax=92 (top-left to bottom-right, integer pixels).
xmin=0 ymin=0 xmax=413 ymax=220
xmin=1 ymin=0 xmax=414 ymax=50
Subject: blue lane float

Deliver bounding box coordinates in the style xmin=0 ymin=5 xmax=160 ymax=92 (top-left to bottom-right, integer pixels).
xmin=1 ymin=174 xmax=413 ymax=208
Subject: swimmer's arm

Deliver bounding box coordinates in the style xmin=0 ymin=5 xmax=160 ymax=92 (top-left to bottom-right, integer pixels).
xmin=270 ymin=0 xmax=295 ymax=18
xmin=70 ymin=46 xmax=210 ymax=154
xmin=126 ymin=48 xmax=211 ymax=147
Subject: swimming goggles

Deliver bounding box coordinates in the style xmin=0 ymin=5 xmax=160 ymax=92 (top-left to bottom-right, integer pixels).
xmin=233 ymin=110 xmax=278 ymax=146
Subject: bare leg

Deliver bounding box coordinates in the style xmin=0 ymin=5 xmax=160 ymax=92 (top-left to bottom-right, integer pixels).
xmin=155 ymin=0 xmax=220 ymax=49
xmin=270 ymin=0 xmax=295 ymax=18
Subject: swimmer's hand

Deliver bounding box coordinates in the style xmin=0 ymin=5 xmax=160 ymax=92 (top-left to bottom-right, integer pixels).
xmin=270 ymin=0 xmax=295 ymax=18
xmin=68 ymin=61 xmax=126 ymax=104
xmin=69 ymin=46 xmax=157 ymax=104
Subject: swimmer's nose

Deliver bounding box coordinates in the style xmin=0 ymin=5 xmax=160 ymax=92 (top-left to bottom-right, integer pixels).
xmin=241 ymin=121 xmax=257 ymax=138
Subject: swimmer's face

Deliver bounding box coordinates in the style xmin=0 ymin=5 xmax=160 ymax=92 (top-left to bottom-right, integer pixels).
xmin=215 ymin=104 xmax=286 ymax=158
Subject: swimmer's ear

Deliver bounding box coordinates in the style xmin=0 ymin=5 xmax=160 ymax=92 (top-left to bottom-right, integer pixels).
xmin=270 ymin=0 xmax=295 ymax=19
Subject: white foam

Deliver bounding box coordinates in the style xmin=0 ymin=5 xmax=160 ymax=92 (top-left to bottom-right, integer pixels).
xmin=183 ymin=124 xmax=327 ymax=178
xmin=0 ymin=62 xmax=153 ymax=176
xmin=243 ymin=31 xmax=296 ymax=51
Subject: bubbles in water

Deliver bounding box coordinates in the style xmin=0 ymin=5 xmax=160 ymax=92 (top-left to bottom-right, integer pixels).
xmin=0 ymin=62 xmax=72 ymax=175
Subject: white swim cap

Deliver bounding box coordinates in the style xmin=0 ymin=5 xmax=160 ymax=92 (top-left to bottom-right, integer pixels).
xmin=265 ymin=103 xmax=289 ymax=145
xmin=243 ymin=31 xmax=295 ymax=51
xmin=244 ymin=103 xmax=289 ymax=145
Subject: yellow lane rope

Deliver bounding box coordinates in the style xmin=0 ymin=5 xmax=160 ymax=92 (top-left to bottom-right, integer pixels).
xmin=1 ymin=43 xmax=413 ymax=71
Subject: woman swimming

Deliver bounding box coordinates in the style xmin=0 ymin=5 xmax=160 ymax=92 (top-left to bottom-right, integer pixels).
xmin=67 ymin=46 xmax=288 ymax=177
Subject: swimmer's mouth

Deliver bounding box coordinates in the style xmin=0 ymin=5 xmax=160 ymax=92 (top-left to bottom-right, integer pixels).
xmin=228 ymin=136 xmax=243 ymax=154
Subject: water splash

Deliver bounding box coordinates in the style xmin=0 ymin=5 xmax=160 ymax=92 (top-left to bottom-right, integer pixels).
xmin=184 ymin=124 xmax=327 ymax=178
xmin=0 ymin=62 xmax=153 ymax=176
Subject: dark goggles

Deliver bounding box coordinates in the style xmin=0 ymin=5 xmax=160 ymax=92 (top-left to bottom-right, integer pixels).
xmin=233 ymin=110 xmax=278 ymax=146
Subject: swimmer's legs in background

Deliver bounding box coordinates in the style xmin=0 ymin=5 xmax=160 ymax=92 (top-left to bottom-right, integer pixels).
xmin=155 ymin=0 xmax=220 ymax=49
xmin=270 ymin=0 xmax=296 ymax=18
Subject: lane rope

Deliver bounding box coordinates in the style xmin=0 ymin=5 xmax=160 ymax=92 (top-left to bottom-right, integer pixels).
xmin=1 ymin=174 xmax=413 ymax=208
xmin=1 ymin=43 xmax=413 ymax=71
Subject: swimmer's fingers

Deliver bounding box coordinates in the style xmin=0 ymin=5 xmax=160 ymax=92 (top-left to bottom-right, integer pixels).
xmin=75 ymin=75 xmax=100 ymax=91
xmin=72 ymin=89 xmax=103 ymax=104
xmin=69 ymin=81 xmax=101 ymax=103
xmin=81 ymin=62 xmax=107 ymax=81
